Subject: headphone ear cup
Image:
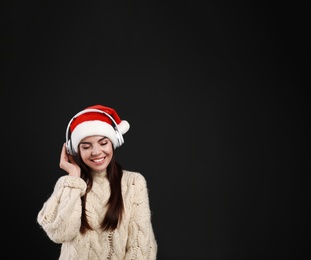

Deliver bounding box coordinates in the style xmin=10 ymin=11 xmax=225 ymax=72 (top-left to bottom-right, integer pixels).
xmin=66 ymin=140 xmax=73 ymax=155
xmin=115 ymin=129 xmax=124 ymax=147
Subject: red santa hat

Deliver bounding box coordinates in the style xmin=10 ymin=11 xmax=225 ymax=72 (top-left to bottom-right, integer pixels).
xmin=66 ymin=104 xmax=130 ymax=154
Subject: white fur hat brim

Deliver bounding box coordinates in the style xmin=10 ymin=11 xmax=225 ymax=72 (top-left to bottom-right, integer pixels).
xmin=71 ymin=120 xmax=129 ymax=152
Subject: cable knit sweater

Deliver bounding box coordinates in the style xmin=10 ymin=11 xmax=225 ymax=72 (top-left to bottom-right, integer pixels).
xmin=37 ymin=170 xmax=157 ymax=260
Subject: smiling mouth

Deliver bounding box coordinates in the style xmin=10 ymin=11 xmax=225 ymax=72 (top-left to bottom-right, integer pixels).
xmin=92 ymin=158 xmax=104 ymax=163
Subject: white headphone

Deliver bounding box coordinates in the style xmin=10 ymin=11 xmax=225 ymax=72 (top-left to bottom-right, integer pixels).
xmin=65 ymin=108 xmax=124 ymax=156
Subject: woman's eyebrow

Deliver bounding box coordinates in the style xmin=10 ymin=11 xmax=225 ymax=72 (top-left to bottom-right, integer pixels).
xmin=80 ymin=137 xmax=108 ymax=145
xmin=79 ymin=141 xmax=91 ymax=145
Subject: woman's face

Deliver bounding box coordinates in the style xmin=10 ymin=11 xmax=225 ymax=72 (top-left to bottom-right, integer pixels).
xmin=78 ymin=135 xmax=113 ymax=171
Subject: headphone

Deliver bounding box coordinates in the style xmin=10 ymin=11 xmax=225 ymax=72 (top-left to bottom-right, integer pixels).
xmin=65 ymin=108 xmax=124 ymax=156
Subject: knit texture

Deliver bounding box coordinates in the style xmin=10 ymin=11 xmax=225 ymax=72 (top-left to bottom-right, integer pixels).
xmin=37 ymin=170 xmax=157 ymax=260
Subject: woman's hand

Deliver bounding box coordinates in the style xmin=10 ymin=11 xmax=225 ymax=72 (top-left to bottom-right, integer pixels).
xmin=59 ymin=143 xmax=81 ymax=177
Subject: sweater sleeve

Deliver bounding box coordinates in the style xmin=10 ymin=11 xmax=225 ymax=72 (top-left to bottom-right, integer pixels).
xmin=125 ymin=173 xmax=157 ymax=260
xmin=37 ymin=175 xmax=87 ymax=244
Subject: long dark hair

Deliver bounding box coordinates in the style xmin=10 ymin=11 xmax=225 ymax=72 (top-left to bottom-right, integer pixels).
xmin=77 ymin=151 xmax=124 ymax=234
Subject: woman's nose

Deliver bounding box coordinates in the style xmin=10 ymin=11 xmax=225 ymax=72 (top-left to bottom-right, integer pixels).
xmin=91 ymin=145 xmax=100 ymax=155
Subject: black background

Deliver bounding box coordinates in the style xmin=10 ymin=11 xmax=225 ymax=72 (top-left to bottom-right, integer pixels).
xmin=1 ymin=1 xmax=309 ymax=259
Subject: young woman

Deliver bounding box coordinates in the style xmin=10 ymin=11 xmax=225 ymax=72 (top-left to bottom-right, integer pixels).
xmin=37 ymin=104 xmax=157 ymax=260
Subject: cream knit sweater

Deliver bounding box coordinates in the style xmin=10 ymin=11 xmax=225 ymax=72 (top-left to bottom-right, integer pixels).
xmin=37 ymin=170 xmax=157 ymax=260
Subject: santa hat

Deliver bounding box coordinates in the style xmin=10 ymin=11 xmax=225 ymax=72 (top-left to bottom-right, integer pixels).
xmin=66 ymin=104 xmax=130 ymax=154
